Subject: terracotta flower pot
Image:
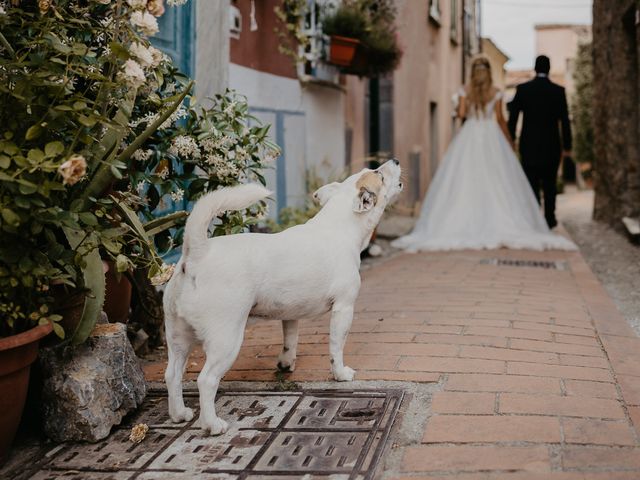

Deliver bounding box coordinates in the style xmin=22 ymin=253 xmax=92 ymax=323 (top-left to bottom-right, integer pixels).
xmin=0 ymin=322 xmax=53 ymax=463
xmin=329 ymin=35 xmax=360 ymax=67
xmin=104 ymin=261 xmax=132 ymax=324
xmin=51 ymin=287 xmax=87 ymax=340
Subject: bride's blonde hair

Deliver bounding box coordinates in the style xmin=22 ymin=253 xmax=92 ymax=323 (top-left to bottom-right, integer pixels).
xmin=466 ymin=55 xmax=494 ymax=114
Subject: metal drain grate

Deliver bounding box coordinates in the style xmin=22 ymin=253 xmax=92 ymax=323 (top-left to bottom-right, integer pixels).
xmin=480 ymin=258 xmax=567 ymax=270
xmin=17 ymin=389 xmax=403 ymax=480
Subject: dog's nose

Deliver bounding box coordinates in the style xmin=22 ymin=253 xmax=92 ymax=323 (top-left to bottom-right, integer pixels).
xmin=392 ymin=159 xmax=399 ymax=166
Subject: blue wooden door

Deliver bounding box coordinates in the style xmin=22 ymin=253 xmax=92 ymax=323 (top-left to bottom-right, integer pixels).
xmin=150 ymin=2 xmax=196 ymax=262
xmin=152 ymin=2 xmax=195 ymax=75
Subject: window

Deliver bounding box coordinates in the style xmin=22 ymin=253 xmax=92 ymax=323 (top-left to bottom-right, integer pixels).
xmin=429 ymin=102 xmax=439 ymax=179
xmin=463 ymin=4 xmax=474 ymax=57
xmin=450 ymin=0 xmax=459 ymax=43
xmin=429 ymin=0 xmax=441 ymax=25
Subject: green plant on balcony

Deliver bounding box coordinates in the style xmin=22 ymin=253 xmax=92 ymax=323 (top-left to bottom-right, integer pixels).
xmin=321 ymin=0 xmax=402 ymax=77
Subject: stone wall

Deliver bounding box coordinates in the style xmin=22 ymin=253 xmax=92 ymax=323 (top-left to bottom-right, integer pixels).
xmin=592 ymin=0 xmax=640 ymax=226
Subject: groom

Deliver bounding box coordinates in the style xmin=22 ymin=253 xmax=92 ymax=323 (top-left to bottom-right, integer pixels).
xmin=508 ymin=55 xmax=572 ymax=229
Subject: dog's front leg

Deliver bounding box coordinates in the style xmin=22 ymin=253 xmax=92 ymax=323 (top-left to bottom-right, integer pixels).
xmin=277 ymin=320 xmax=299 ymax=372
xmin=329 ymin=302 xmax=356 ymax=381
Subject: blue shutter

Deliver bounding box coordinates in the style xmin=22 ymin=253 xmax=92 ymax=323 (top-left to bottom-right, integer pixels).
xmin=150 ymin=3 xmax=196 ymax=262
xmin=152 ymin=2 xmax=196 ymax=76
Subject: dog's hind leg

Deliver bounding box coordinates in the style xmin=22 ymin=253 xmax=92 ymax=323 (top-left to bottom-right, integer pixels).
xmin=165 ymin=316 xmax=195 ymax=423
xmin=329 ymin=302 xmax=356 ymax=381
xmin=277 ymin=320 xmax=299 ymax=372
xmin=197 ymin=318 xmax=247 ymax=436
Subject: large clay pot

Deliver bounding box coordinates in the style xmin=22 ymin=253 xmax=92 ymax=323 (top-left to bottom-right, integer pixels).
xmin=51 ymin=287 xmax=86 ymax=340
xmin=0 ymin=322 xmax=53 ymax=463
xmin=104 ymin=262 xmax=132 ymax=324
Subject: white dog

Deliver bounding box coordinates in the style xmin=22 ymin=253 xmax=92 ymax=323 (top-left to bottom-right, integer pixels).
xmin=163 ymin=160 xmax=403 ymax=435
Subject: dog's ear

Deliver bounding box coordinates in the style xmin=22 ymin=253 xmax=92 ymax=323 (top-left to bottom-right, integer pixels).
xmin=353 ymin=187 xmax=377 ymax=213
xmin=313 ymin=182 xmax=340 ymax=206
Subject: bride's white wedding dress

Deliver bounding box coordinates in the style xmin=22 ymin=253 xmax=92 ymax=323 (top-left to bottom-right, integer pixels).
xmin=392 ymin=91 xmax=576 ymax=252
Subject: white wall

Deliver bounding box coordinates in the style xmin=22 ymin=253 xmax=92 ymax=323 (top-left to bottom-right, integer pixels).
xmin=195 ymin=0 xmax=229 ymax=101
xmin=229 ymin=63 xmax=346 ymax=214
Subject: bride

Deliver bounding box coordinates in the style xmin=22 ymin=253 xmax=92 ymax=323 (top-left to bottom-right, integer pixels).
xmin=392 ymin=55 xmax=576 ymax=252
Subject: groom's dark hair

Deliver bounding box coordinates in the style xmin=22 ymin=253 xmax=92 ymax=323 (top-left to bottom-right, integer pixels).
xmin=535 ymin=55 xmax=551 ymax=74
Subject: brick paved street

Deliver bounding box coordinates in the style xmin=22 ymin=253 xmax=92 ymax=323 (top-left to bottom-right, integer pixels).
xmin=143 ymin=236 xmax=640 ymax=478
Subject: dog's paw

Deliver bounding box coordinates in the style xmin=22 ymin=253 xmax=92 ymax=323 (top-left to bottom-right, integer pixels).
xmin=169 ymin=406 xmax=194 ymax=423
xmin=277 ymin=358 xmax=296 ymax=373
xmin=333 ymin=366 xmax=356 ymax=382
xmin=199 ymin=416 xmax=229 ymax=436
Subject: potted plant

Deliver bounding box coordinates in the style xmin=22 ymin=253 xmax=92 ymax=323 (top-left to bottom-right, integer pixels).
xmin=321 ymin=4 xmax=368 ymax=67
xmin=321 ymin=0 xmax=402 ymax=76
xmin=0 ymin=0 xmax=185 ymax=459
xmin=0 ymin=0 xmax=278 ymax=458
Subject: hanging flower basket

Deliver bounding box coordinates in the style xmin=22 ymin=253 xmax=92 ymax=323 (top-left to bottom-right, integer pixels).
xmin=328 ymin=35 xmax=361 ymax=67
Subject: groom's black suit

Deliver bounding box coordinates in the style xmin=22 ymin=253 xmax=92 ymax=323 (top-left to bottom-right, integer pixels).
xmin=508 ymin=75 xmax=572 ymax=228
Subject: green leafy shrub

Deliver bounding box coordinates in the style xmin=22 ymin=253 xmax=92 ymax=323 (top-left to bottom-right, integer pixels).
xmin=0 ymin=0 xmax=276 ymax=340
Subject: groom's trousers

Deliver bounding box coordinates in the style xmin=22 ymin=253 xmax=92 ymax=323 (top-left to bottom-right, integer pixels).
xmin=522 ymin=161 xmax=559 ymax=229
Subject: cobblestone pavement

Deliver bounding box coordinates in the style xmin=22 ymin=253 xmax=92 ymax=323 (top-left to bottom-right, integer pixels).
xmin=558 ymin=187 xmax=640 ymax=336
xmin=143 ymin=232 xmax=640 ymax=478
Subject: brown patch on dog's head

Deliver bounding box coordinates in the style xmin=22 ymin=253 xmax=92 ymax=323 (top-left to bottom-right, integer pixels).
xmin=354 ymin=171 xmax=382 ymax=213
xmin=356 ymin=171 xmax=383 ymax=195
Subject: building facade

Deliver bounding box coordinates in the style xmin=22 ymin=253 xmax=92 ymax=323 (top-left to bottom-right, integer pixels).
xmin=535 ymin=24 xmax=592 ymax=97
xmin=346 ymin=0 xmax=481 ymax=210
xmin=592 ymin=0 xmax=640 ymax=227
xmin=155 ymin=0 xmax=480 ymax=217
xmin=482 ymin=37 xmax=509 ymax=91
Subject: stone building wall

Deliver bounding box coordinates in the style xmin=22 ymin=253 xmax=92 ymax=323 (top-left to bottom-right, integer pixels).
xmin=592 ymin=0 xmax=640 ymax=226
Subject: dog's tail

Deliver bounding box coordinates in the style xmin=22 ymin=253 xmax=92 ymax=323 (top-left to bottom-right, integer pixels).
xmin=183 ymin=183 xmax=271 ymax=258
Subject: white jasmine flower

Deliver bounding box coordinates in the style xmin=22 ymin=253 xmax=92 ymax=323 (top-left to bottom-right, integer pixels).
xmin=130 ymin=42 xmax=154 ymax=68
xmin=235 ymin=146 xmax=248 ymax=161
xmin=169 ymin=135 xmax=200 ymax=158
xmin=159 ymin=106 xmax=187 ymax=129
xmin=100 ymin=17 xmax=114 ymax=28
xmin=169 ymin=188 xmax=184 ymax=202
xmin=130 ymin=10 xmax=159 ymax=36
xmin=119 ymin=59 xmax=146 ymax=88
xmin=136 ymin=180 xmax=146 ymax=192
xmin=223 ymin=101 xmax=237 ymax=116
xmin=264 ymin=150 xmax=279 ymax=164
xmin=95 ymin=0 xmax=112 ymax=5
xmin=199 ymin=138 xmax=218 ymax=153
xmin=127 ymin=0 xmax=147 ymax=9
xmin=149 ymin=46 xmax=164 ymax=67
xmin=0 ymin=5 xmax=6 ymax=14
xmin=132 ymin=149 xmax=153 ymax=162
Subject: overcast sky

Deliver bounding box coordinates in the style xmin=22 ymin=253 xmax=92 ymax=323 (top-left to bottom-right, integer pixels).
xmin=481 ymin=0 xmax=593 ymax=70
